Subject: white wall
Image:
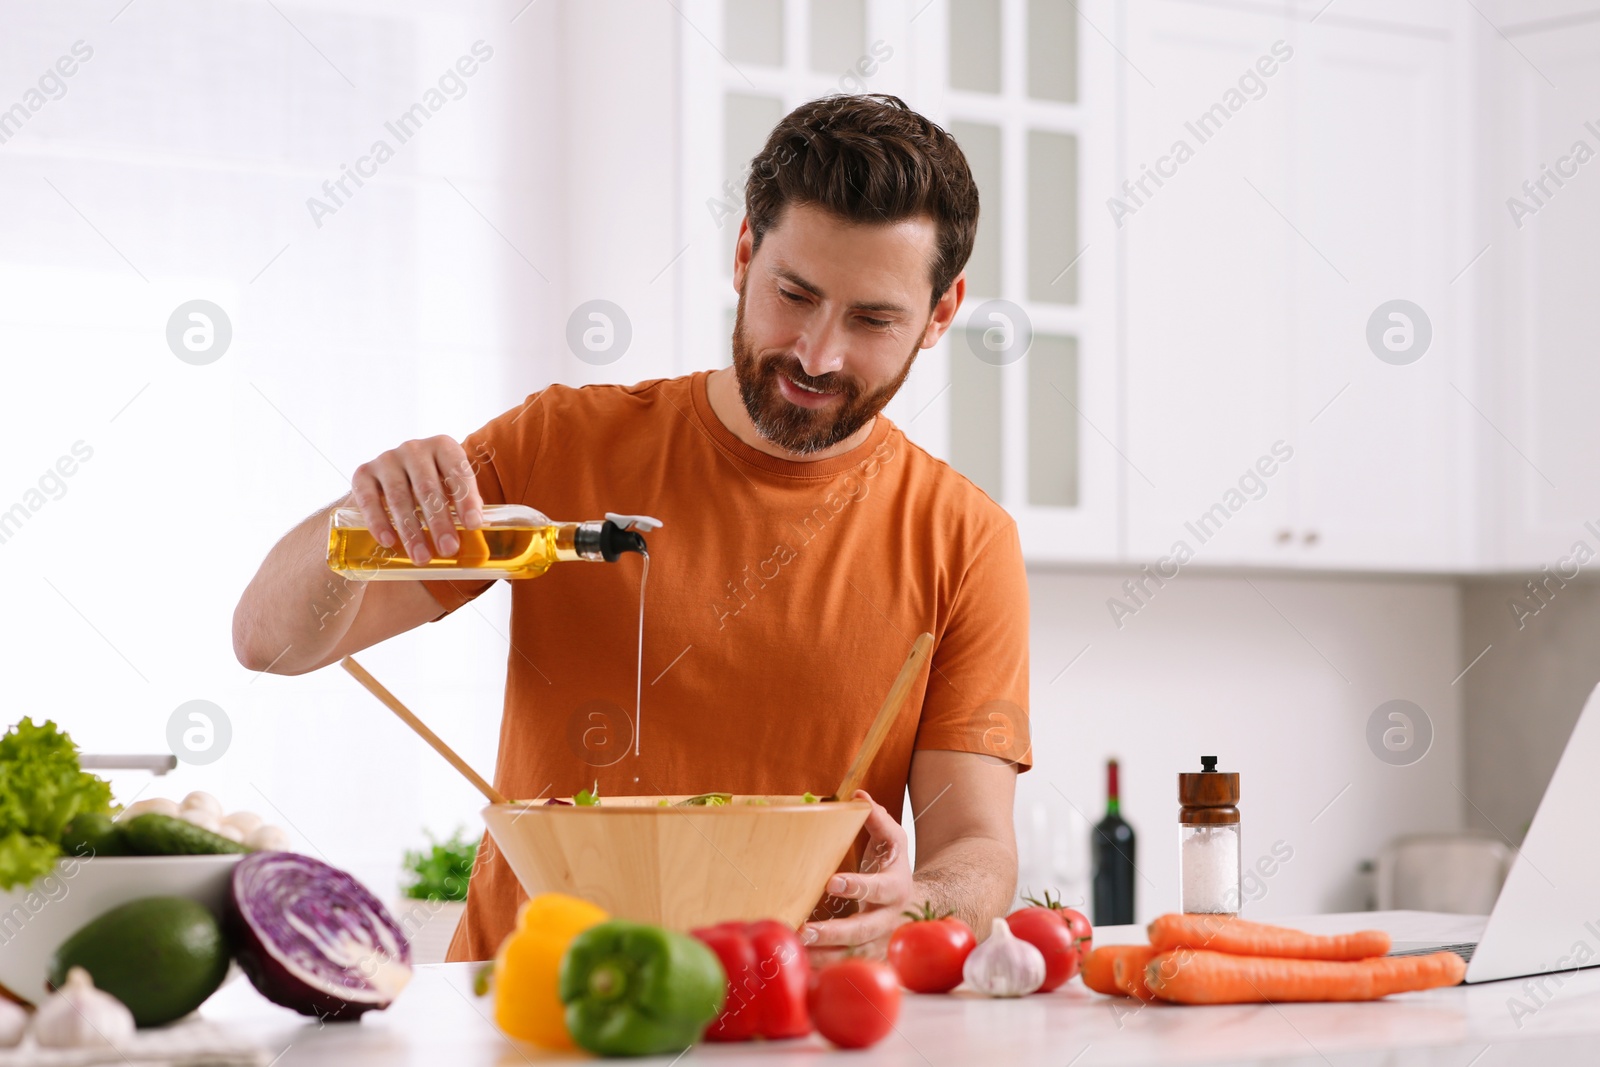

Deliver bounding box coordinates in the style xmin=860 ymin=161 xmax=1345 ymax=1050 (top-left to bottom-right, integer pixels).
xmin=0 ymin=0 xmax=572 ymax=900
xmin=1460 ymin=576 xmax=1600 ymax=846
xmin=1015 ymin=568 xmax=1465 ymax=922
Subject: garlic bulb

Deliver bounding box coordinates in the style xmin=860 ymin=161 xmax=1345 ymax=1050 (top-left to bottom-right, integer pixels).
xmin=0 ymin=998 xmax=26 ymax=1048
xmin=962 ymin=917 xmax=1046 ymax=997
xmin=33 ymin=968 xmax=134 ymax=1048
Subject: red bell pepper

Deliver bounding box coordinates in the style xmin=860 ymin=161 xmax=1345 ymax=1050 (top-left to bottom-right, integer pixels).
xmin=690 ymin=919 xmax=811 ymax=1041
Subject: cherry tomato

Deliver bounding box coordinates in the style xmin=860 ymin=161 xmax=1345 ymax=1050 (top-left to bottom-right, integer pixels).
xmin=1005 ymin=908 xmax=1080 ymax=991
xmin=1058 ymin=906 xmax=1093 ymax=958
xmin=808 ymin=958 xmax=901 ymax=1049
xmin=888 ymin=904 xmax=976 ymax=993
xmin=1009 ymin=890 xmax=1094 ymax=990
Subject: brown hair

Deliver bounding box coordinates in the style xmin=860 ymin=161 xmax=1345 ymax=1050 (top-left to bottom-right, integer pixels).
xmin=743 ymin=94 xmax=980 ymax=312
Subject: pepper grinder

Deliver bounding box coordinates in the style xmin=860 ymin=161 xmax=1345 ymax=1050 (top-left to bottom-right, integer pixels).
xmin=1178 ymin=756 xmax=1241 ymax=914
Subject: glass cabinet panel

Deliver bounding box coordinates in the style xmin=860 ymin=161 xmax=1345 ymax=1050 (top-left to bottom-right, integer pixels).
xmin=1027 ymin=333 xmax=1079 ymax=507
xmin=810 ymin=0 xmax=865 ymax=75
xmin=950 ymin=120 xmax=1002 ymax=300
xmin=949 ymin=0 xmax=1001 ymax=93
xmin=724 ymin=93 xmax=786 ymax=273
xmin=951 ymin=342 xmax=1005 ymax=501
xmin=1027 ymin=0 xmax=1077 ymax=103
xmin=725 ymin=0 xmax=784 ymax=67
xmin=1027 ymin=129 xmax=1078 ymax=304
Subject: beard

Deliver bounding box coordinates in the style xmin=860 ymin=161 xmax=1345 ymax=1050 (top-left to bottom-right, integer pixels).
xmin=730 ymin=284 xmax=920 ymax=455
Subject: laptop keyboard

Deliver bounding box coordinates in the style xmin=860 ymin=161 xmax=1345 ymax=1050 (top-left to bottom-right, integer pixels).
xmin=1388 ymin=942 xmax=1477 ymax=963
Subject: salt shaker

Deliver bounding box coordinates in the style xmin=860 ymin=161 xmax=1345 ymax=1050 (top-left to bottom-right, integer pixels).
xmin=1178 ymin=756 xmax=1241 ymax=914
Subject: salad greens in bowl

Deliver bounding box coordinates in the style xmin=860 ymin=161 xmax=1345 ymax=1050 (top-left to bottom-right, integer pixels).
xmin=483 ymin=789 xmax=869 ymax=932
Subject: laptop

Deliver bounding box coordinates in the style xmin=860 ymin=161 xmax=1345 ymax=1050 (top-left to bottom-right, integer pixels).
xmin=1387 ymin=679 xmax=1600 ymax=984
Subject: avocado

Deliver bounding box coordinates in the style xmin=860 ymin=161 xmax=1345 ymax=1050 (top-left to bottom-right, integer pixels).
xmin=121 ymin=813 xmax=249 ymax=855
xmin=59 ymin=812 xmax=128 ymax=858
xmin=49 ymin=896 xmax=231 ymax=1027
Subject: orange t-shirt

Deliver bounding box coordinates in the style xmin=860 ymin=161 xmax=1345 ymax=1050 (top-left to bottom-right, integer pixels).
xmin=434 ymin=371 xmax=1030 ymax=961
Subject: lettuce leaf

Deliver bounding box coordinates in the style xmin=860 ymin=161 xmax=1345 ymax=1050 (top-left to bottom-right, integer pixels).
xmin=0 ymin=829 xmax=59 ymax=891
xmin=0 ymin=718 xmax=115 ymax=890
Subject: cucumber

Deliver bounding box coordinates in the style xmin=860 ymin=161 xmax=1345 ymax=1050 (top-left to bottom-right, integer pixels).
xmin=49 ymin=896 xmax=231 ymax=1026
xmin=121 ymin=813 xmax=250 ymax=856
xmin=60 ymin=812 xmax=129 ymax=858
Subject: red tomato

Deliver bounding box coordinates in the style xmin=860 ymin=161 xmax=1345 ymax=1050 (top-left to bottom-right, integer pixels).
xmin=1058 ymin=906 xmax=1094 ymax=958
xmin=808 ymin=959 xmax=901 ymax=1049
xmin=1006 ymin=907 xmax=1082 ymax=991
xmin=888 ymin=907 xmax=976 ymax=993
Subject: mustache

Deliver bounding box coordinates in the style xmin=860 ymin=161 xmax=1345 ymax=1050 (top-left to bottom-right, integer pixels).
xmin=760 ymin=355 xmax=856 ymax=396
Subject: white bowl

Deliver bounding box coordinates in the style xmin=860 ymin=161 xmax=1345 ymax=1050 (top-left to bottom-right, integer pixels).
xmin=0 ymin=853 xmax=242 ymax=1004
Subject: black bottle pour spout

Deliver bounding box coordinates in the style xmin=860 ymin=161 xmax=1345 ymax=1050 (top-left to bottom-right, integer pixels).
xmin=575 ymin=513 xmax=662 ymax=562
xmin=598 ymin=521 xmax=648 ymax=561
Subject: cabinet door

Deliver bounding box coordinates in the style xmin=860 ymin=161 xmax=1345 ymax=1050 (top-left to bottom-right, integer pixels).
xmin=1123 ymin=1 xmax=1296 ymax=565
xmin=1473 ymin=20 xmax=1600 ymax=569
xmin=909 ymin=0 xmax=1121 ymax=563
xmin=1283 ymin=10 xmax=1470 ymax=570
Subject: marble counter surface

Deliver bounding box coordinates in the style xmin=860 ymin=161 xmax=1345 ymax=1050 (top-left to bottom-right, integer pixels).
xmin=190 ymin=911 xmax=1600 ymax=1066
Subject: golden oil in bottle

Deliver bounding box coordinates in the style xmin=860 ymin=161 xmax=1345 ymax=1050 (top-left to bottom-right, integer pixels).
xmin=327 ymin=523 xmax=563 ymax=580
xmin=326 ymin=505 xmax=657 ymax=581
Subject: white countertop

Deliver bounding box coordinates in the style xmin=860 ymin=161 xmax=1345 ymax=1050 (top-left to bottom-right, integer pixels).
xmin=191 ymin=911 xmax=1600 ymax=1066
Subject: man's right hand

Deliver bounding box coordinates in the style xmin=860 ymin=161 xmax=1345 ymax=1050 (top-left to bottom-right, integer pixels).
xmin=350 ymin=435 xmax=485 ymax=565
xmin=233 ymin=433 xmax=487 ymax=675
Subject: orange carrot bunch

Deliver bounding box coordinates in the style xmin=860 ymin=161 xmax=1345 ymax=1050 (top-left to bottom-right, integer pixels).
xmin=1079 ymin=914 xmax=1464 ymax=1005
xmin=1148 ymin=913 xmax=1392 ymax=961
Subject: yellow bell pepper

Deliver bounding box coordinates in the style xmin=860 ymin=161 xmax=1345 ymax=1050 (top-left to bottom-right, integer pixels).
xmin=492 ymin=892 xmax=610 ymax=1048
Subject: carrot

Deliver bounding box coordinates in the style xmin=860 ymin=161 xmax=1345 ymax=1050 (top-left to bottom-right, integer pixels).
xmin=1111 ymin=945 xmax=1161 ymax=1001
xmin=1143 ymin=949 xmax=1465 ymax=1005
xmin=1079 ymin=947 xmax=1121 ymax=995
xmin=1147 ymin=913 xmax=1391 ymax=961
xmin=1081 ymin=946 xmax=1151 ymax=996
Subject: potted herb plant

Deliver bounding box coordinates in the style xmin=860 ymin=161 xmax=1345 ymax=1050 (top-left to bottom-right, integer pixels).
xmin=393 ymin=828 xmax=476 ymax=964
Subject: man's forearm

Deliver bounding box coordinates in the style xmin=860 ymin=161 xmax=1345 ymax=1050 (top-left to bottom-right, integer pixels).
xmin=910 ymin=834 xmax=1017 ymax=935
xmin=233 ymin=499 xmax=367 ymax=674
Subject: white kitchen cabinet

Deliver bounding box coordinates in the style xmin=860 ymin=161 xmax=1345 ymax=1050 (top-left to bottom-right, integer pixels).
xmin=1122 ymin=0 xmax=1297 ymax=566
xmin=1469 ymin=16 xmax=1600 ymax=570
xmin=1279 ymin=7 xmax=1473 ymax=571
xmin=917 ymin=0 xmax=1125 ymax=563
xmin=1122 ymin=0 xmax=1473 ymax=571
xmin=680 ymin=0 xmax=1124 ymax=562
xmin=673 ymin=0 xmax=1584 ymax=575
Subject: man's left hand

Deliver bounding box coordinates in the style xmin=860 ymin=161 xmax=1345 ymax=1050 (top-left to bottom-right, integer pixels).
xmin=800 ymin=790 xmax=912 ymax=960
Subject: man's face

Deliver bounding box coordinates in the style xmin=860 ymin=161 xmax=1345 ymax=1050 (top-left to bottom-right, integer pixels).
xmin=731 ymin=203 xmax=940 ymax=454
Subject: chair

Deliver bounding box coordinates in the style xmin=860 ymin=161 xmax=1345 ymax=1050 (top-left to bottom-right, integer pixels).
xmin=1375 ymin=834 xmax=1513 ymax=914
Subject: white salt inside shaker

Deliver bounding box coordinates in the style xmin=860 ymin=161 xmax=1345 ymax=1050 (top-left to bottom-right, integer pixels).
xmin=1178 ymin=756 xmax=1241 ymax=915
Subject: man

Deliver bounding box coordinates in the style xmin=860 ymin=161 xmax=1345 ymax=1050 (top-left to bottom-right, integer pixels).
xmin=233 ymin=93 xmax=1031 ymax=962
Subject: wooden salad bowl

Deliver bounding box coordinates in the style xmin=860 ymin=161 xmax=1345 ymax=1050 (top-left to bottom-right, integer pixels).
xmin=481 ymin=796 xmax=871 ymax=931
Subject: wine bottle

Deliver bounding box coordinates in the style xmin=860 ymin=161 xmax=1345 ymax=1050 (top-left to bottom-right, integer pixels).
xmin=1092 ymin=758 xmax=1136 ymax=925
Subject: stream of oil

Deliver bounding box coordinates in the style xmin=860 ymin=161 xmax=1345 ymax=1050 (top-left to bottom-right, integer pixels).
xmin=634 ymin=550 xmax=648 ymax=758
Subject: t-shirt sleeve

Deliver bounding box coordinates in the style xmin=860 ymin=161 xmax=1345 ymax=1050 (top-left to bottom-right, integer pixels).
xmin=423 ymin=390 xmax=549 ymax=618
xmin=913 ymin=518 xmax=1033 ymax=771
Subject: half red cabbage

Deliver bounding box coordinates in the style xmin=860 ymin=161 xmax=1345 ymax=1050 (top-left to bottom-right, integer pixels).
xmin=228 ymin=851 xmax=412 ymax=1020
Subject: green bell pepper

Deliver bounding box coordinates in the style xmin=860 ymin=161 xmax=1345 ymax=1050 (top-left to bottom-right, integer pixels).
xmin=558 ymin=920 xmax=727 ymax=1057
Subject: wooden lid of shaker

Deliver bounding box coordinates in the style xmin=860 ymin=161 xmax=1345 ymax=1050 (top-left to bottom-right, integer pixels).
xmin=1178 ymin=756 xmax=1240 ymax=825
